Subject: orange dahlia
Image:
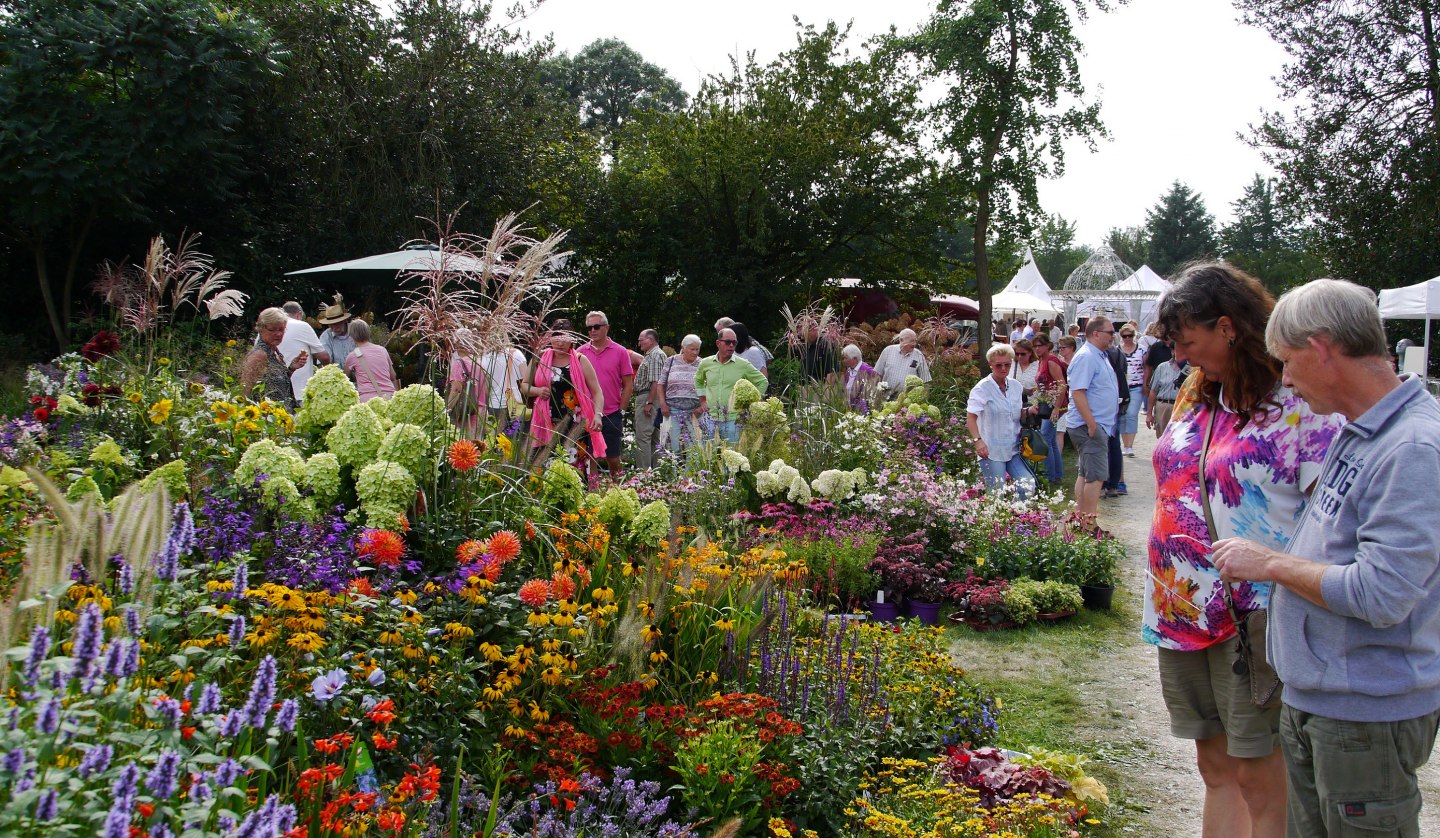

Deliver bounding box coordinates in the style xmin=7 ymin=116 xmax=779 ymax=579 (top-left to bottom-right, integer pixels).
xmin=517 ymin=579 xmax=553 ymax=608
xmin=485 ymin=530 xmax=522 ymax=563
xmin=358 ymin=530 xmax=406 ymax=567
xmin=447 ymin=439 xmax=481 ymax=472
xmin=550 ymin=573 xmax=577 ymax=600
xmin=456 ymin=539 xmax=488 ymax=563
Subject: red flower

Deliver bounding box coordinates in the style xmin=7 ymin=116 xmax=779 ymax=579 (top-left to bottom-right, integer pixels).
xmin=367 ymin=699 xmax=396 ymax=725
xmin=447 ymin=440 xmax=481 ymax=472
xmin=372 ymin=731 xmax=398 ymax=750
xmin=181 ymin=725 xmax=196 ymax=740
xmin=138 ymin=802 xmax=155 ymax=818
xmin=518 ymin=579 xmax=553 ymax=608
xmin=81 ymin=330 xmax=120 ymax=362
xmin=32 ymin=407 xmax=49 ymax=422
xmin=357 ymin=529 xmax=405 ymax=567
xmin=456 ymin=539 xmax=488 ymax=563
xmin=485 ymin=530 xmax=522 ymax=562
xmin=376 ymin=809 xmax=406 ymax=832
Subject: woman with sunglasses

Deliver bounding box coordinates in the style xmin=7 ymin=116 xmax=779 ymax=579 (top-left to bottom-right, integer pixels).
xmin=1146 ymin=264 xmax=1344 ymax=838
xmin=1118 ymin=323 xmax=1146 ymax=457
xmin=966 ymin=343 xmax=1034 ymax=499
xmin=523 ymin=319 xmax=606 ymax=470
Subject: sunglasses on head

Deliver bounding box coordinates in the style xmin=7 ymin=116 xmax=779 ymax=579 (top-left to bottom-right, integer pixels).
xmin=586 ymin=323 xmax=606 ymax=331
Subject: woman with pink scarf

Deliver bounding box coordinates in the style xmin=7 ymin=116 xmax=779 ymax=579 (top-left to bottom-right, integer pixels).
xmin=521 ymin=319 xmax=606 ymax=469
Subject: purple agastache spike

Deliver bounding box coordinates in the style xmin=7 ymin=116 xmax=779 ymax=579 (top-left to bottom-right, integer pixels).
xmin=219 ymin=710 xmax=245 ymax=739
xmin=77 ymin=744 xmax=113 ymax=778
xmin=117 ymin=558 xmax=134 ymax=595
xmin=121 ymin=637 xmax=140 ymax=678
xmin=231 ymin=561 xmax=248 ymax=599
xmin=155 ymin=697 xmax=182 ymax=729
xmin=112 ymin=763 xmax=140 ymax=811
xmin=228 ymin=615 xmax=246 ymax=648
xmin=144 ymin=750 xmax=182 ymax=799
xmin=212 ymin=758 xmax=242 ymax=788
xmin=195 ymin=683 xmax=222 ymax=716
xmin=274 ymin=699 xmax=298 ymax=733
xmin=123 ymin=606 xmax=141 ymax=637
xmin=102 ymin=805 xmax=129 ymax=838
xmin=240 ymin=655 xmax=277 ymax=729
xmin=101 ymin=640 xmax=126 ymax=681
xmin=3 ymin=747 xmax=26 ymax=774
xmin=34 ymin=788 xmax=58 ymax=821
xmin=37 ymin=697 xmax=61 ymax=735
xmin=71 ymin=602 xmax=104 ymax=682
xmin=22 ymin=626 xmax=49 ymax=687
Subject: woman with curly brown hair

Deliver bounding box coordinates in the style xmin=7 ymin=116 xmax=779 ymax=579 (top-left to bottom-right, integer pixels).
xmin=1145 ymin=263 xmax=1345 ymax=838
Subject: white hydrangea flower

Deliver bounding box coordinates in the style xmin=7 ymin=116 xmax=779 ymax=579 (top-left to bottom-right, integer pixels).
xmin=787 ymin=474 xmax=812 ymax=504
xmin=755 ymin=470 xmax=782 ymax=497
xmin=720 ymin=449 xmax=751 ymax=473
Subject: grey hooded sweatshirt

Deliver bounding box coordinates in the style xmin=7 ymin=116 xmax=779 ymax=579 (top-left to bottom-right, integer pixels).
xmin=1271 ymin=375 xmax=1440 ymax=722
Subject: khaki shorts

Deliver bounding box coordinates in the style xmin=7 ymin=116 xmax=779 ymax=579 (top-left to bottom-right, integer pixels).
xmin=1066 ymin=425 xmax=1110 ymax=481
xmin=1158 ymin=636 xmax=1281 ymax=758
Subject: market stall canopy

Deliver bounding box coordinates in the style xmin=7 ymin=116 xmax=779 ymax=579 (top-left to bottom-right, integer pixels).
xmin=932 ymin=294 xmax=980 ymax=319
xmin=1076 ymin=265 xmax=1172 ymax=328
xmin=1000 ymin=248 xmax=1054 ymax=302
xmin=286 ymin=245 xmax=495 ymax=285
xmin=1378 ymin=276 xmax=1440 ymax=319
xmin=991 ymin=290 xmax=1059 ymax=317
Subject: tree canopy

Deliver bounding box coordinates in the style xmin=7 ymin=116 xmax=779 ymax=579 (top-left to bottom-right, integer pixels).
xmin=1237 ymin=0 xmax=1440 ymax=288
xmin=906 ymin=0 xmax=1113 ymax=346
xmin=1143 ymin=181 xmax=1216 ymax=277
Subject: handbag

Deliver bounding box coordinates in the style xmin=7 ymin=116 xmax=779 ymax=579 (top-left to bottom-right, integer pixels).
xmin=1020 ymin=426 xmax=1049 ymax=461
xmin=1198 ymin=409 xmax=1282 ymax=708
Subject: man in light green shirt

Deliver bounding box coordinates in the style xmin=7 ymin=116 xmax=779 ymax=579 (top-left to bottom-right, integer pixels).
xmin=695 ymin=328 xmax=768 ymax=444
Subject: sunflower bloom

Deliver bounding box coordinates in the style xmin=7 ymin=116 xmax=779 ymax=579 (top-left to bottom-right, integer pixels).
xmin=148 ymin=399 xmax=173 ymax=424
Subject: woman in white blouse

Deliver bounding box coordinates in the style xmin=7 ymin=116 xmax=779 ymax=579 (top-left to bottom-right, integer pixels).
xmin=966 ymin=343 xmax=1034 ymax=499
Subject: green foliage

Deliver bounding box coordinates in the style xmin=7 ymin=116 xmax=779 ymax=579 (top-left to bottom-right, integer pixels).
xmin=576 ymin=21 xmax=952 ymax=340
xmin=1105 ymin=225 xmax=1149 ymax=272
xmin=1237 ymin=0 xmax=1440 ymax=290
xmin=906 ymin=0 xmax=1113 ymax=347
xmin=1143 ymin=181 xmax=1217 ymax=276
xmin=671 ymin=720 xmax=768 ymax=832
xmin=786 ymin=531 xmax=881 ymax=609
xmin=1220 ymin=175 xmax=1326 ymax=293
xmin=0 ymin=0 xmax=280 ymax=347
xmin=1031 ymin=213 xmax=1093 ymax=287
xmin=544 ymin=38 xmax=688 ymax=154
xmin=1009 ymin=577 xmax=1084 ymax=615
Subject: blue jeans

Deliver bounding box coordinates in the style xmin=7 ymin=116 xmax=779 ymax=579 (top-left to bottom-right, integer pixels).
xmin=713 ymin=418 xmax=739 ymax=445
xmin=980 ymin=454 xmax=1034 ymax=499
xmin=1120 ymin=386 xmax=1143 ymax=435
xmin=1040 ymin=417 xmax=1063 ymax=482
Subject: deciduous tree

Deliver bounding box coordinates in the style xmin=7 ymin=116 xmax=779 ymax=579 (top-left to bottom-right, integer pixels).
xmin=905 ymin=0 xmax=1114 ymax=347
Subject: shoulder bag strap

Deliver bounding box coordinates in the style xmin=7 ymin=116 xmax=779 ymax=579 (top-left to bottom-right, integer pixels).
xmin=1197 ymin=408 xmax=1249 ymax=634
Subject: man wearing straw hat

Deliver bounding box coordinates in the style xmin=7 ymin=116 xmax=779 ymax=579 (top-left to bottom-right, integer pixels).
xmin=316 ymin=294 xmax=357 ymax=368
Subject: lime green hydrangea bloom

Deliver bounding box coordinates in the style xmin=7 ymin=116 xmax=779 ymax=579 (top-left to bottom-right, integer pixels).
xmin=297 ymin=366 xmax=359 ymax=431
xmin=541 ymin=459 xmax=584 ymax=514
xmin=236 ymin=439 xmax=306 ymax=489
xmin=811 ymin=468 xmax=856 ymax=501
xmin=355 ymin=460 xmax=416 ymax=528
xmin=626 ymin=499 xmax=671 ymax=547
xmin=65 ymin=474 xmax=102 ymax=502
xmin=304 ymin=453 xmax=342 ymax=506
xmin=594 ymin=487 xmax=641 ymax=531
xmin=377 ymin=423 xmax=433 ymax=482
xmin=55 ymin=394 xmax=87 ymax=415
xmin=89 ymin=439 xmax=130 ymax=469
xmin=0 ymin=466 xmax=33 ymax=492
xmin=327 ymin=402 xmax=386 ymax=470
xmin=140 ymin=459 xmax=189 ymax=499
xmin=730 ymin=378 xmax=762 ymax=413
xmin=385 ymin=384 xmax=450 ymax=430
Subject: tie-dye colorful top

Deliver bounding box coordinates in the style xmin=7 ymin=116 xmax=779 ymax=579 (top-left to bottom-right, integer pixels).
xmin=1143 ymin=375 xmax=1343 ymax=651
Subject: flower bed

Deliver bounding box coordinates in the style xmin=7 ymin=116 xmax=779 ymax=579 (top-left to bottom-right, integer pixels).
xmin=0 ymin=271 xmax=1126 ymax=834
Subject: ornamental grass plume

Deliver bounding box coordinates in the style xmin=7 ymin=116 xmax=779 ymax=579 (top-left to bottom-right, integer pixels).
xmin=90 ymin=232 xmax=248 ymax=337
xmin=390 ymin=208 xmax=572 ymax=372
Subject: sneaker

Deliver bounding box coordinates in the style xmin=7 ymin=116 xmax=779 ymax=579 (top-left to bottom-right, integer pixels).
xmin=1101 ymin=488 xmax=1119 ymax=499
xmin=1124 ymin=447 xmax=1136 ymax=457
xmin=1117 ymin=482 xmax=1128 ymax=495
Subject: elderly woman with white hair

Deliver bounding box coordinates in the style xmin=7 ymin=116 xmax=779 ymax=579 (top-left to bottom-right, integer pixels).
xmin=840 ymin=344 xmax=880 ymax=411
xmin=966 ymin=343 xmax=1035 ymax=498
xmin=653 ymin=334 xmax=705 ymax=454
xmin=873 ymin=328 xmax=932 ymax=399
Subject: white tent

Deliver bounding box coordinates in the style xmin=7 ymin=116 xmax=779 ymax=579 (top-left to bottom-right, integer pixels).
xmin=991 ymin=289 xmax=1059 ymax=317
xmin=1001 ymin=248 xmax=1054 ymax=301
xmin=1076 ymin=265 xmax=1172 ymax=328
xmin=1378 ymin=276 xmax=1440 ymax=376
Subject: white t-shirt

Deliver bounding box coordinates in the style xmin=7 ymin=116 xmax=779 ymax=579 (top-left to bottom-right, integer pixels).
xmin=481 ymin=348 xmax=525 ymax=409
xmin=279 ymin=319 xmax=325 ymax=403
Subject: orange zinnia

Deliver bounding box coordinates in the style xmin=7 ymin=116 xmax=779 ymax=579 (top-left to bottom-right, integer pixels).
xmin=358 ymin=530 xmax=406 ymax=567
xmin=485 ymin=530 xmax=522 ymax=563
xmin=447 ymin=439 xmax=481 ymax=472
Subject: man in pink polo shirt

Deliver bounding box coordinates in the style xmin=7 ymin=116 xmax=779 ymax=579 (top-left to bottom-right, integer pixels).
xmin=578 ymin=310 xmax=634 ymax=476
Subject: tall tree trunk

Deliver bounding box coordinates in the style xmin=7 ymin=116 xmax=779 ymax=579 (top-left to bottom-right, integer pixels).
xmin=975 ymin=191 xmax=992 ymax=350
xmin=61 ymin=209 xmax=96 ymax=342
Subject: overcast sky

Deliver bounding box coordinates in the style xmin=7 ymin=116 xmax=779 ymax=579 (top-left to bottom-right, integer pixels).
xmin=517 ymin=0 xmax=1293 ymax=253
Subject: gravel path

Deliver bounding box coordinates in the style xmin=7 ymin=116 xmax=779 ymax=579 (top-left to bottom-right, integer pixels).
xmin=1083 ymin=428 xmax=1440 ymax=835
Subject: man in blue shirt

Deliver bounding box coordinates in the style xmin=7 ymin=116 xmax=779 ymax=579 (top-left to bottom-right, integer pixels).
xmin=1063 ymin=317 xmax=1119 ymax=524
